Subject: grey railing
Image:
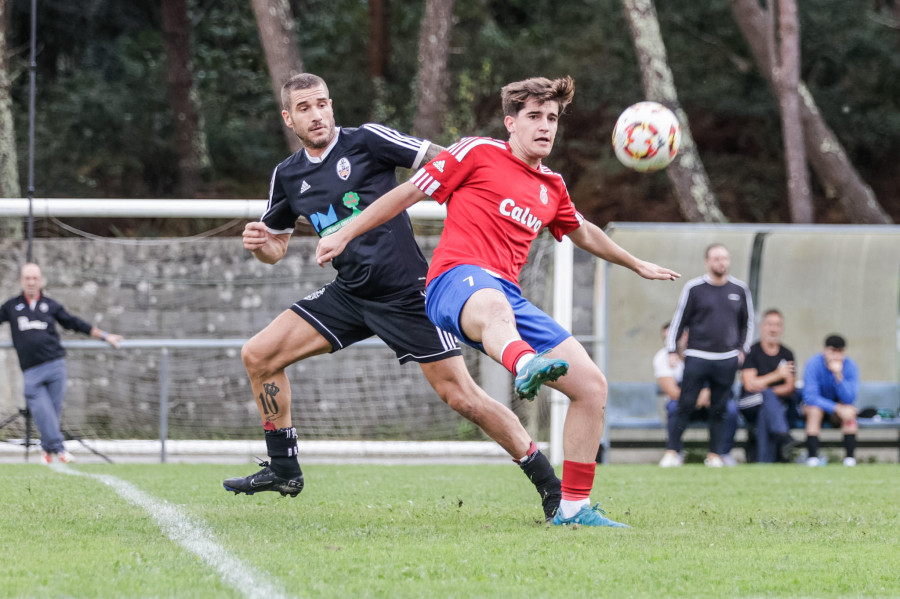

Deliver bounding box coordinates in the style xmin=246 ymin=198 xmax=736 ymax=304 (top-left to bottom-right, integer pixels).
xmin=0 ymin=337 xmax=389 ymax=462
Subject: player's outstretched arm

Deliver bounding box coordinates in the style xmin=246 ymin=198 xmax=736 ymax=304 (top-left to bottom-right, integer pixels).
xmin=316 ymin=181 xmax=427 ymax=267
xmin=568 ymin=221 xmax=680 ymax=281
xmin=243 ymin=221 xmax=290 ymax=265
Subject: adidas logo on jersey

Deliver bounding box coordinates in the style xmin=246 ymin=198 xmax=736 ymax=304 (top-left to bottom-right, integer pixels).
xmin=300 ymin=180 xmax=311 ymax=194
xmin=433 ymin=160 xmax=445 ymax=173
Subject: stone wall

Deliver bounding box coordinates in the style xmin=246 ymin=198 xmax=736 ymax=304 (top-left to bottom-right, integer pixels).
xmin=0 ymin=236 xmax=595 ymax=441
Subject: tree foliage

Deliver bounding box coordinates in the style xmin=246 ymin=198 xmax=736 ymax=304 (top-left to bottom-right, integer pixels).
xmin=4 ymin=0 xmax=898 ymax=224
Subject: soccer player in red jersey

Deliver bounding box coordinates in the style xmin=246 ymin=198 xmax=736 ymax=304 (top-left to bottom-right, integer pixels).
xmin=318 ymin=76 xmax=680 ymax=527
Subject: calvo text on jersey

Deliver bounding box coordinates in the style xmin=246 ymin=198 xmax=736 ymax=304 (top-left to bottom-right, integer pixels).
xmin=498 ymin=198 xmax=542 ymax=232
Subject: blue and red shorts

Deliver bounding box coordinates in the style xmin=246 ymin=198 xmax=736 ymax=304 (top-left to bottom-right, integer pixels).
xmin=425 ymin=264 xmax=570 ymax=354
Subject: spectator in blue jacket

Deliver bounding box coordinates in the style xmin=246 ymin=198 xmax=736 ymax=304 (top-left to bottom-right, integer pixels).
xmin=0 ymin=263 xmax=123 ymax=463
xmin=802 ymin=334 xmax=859 ymax=467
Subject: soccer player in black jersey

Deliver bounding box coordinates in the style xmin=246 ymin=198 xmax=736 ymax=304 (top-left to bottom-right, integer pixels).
xmin=223 ymin=73 xmax=561 ymax=521
xmin=1 ymin=263 xmax=123 ymax=463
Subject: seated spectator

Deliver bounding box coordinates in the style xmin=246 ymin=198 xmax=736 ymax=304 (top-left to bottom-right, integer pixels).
xmin=655 ymin=323 xmax=739 ymax=467
xmin=802 ymin=334 xmax=860 ymax=467
xmin=738 ymin=309 xmax=798 ymax=463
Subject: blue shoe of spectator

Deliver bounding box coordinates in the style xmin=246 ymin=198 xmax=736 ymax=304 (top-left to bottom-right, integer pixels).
xmin=552 ymin=503 xmax=630 ymax=528
xmin=514 ymin=350 xmax=568 ymax=400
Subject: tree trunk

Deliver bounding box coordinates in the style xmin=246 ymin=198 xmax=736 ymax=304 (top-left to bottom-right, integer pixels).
xmin=620 ymin=0 xmax=725 ymax=223
xmin=368 ymin=0 xmax=390 ymax=80
xmin=412 ymin=0 xmax=454 ymax=141
xmin=161 ymin=0 xmax=210 ymax=198
xmin=0 ymin=0 xmax=20 ymax=197
xmin=0 ymin=0 xmax=21 ymax=239
xmin=368 ymin=0 xmax=390 ymax=122
xmin=251 ymin=0 xmax=303 ymax=154
xmin=773 ymin=0 xmax=813 ymax=223
xmin=732 ymin=0 xmax=891 ymax=224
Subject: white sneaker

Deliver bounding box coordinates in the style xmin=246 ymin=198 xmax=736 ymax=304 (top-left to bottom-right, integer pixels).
xmin=659 ymin=452 xmax=683 ymax=468
xmin=721 ymin=454 xmax=738 ymax=467
xmin=57 ymin=450 xmax=76 ymax=464
xmin=806 ymin=457 xmax=820 ymax=467
xmin=843 ymin=457 xmax=856 ymax=467
xmin=704 ymin=455 xmax=724 ymax=468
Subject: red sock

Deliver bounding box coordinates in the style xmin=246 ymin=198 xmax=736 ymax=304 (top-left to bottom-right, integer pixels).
xmin=561 ymin=460 xmax=596 ymax=501
xmin=501 ymin=340 xmax=535 ymax=373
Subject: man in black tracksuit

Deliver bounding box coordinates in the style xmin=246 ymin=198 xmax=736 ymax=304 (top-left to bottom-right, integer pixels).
xmin=0 ymin=263 xmax=123 ymax=463
xmin=665 ymin=244 xmax=753 ymax=467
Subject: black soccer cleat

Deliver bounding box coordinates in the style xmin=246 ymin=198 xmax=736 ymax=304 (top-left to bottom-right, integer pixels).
xmin=223 ymin=460 xmax=304 ymax=497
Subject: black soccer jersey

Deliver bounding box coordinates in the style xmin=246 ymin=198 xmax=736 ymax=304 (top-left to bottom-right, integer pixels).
xmin=0 ymin=293 xmax=93 ymax=371
xmin=262 ymin=124 xmax=431 ymax=299
xmin=740 ymin=342 xmax=794 ymax=398
xmin=666 ymin=274 xmax=753 ymax=358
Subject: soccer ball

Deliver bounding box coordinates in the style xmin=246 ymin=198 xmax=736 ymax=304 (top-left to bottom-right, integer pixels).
xmin=611 ymin=101 xmax=682 ymax=172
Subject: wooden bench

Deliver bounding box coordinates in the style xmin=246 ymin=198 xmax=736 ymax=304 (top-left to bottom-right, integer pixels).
xmin=599 ymin=382 xmax=900 ymax=463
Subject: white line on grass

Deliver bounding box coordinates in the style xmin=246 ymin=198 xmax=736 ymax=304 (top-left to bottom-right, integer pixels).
xmin=54 ymin=465 xmax=291 ymax=599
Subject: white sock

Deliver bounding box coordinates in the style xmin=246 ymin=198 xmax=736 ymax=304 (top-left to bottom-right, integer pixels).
xmin=559 ymin=498 xmax=590 ymax=519
xmin=514 ymin=353 xmax=535 ymax=374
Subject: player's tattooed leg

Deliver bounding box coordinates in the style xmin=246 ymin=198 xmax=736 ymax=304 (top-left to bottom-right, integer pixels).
xmin=259 ymin=381 xmax=280 ymax=415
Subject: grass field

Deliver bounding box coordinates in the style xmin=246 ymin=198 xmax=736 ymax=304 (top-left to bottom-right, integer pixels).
xmin=1 ymin=462 xmax=898 ymax=598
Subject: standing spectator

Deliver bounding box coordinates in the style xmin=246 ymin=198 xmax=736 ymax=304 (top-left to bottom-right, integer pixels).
xmin=656 ymin=322 xmax=738 ymax=467
xmin=739 ymin=309 xmax=798 ymax=463
xmin=0 ymin=263 xmax=123 ymax=463
xmin=318 ymin=75 xmax=680 ymax=527
xmin=666 ymin=244 xmax=753 ymax=467
xmin=802 ymin=334 xmax=859 ymax=467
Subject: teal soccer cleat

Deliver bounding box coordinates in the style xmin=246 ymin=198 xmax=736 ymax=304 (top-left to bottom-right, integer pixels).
xmin=552 ymin=503 xmax=631 ymax=528
xmin=514 ymin=350 xmax=569 ymax=400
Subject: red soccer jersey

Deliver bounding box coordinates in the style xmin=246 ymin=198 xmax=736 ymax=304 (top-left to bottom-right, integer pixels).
xmin=410 ymin=137 xmax=584 ymax=286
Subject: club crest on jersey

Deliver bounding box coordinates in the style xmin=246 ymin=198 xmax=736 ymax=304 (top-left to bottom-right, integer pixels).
xmin=39 ymin=302 xmax=49 ymax=312
xmin=499 ymin=198 xmax=543 ymax=233
xmin=539 ymin=185 xmax=548 ymax=205
xmin=336 ymin=157 xmax=351 ymax=180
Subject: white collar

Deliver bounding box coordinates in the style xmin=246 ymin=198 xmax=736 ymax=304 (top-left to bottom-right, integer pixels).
xmin=305 ymin=127 xmax=341 ymax=163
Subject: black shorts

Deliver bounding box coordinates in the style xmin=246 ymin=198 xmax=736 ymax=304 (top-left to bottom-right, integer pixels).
xmin=290 ymin=283 xmax=461 ymax=364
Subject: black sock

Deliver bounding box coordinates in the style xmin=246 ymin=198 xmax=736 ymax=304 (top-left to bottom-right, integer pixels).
xmin=265 ymin=427 xmax=302 ymax=477
xmin=844 ymin=434 xmax=857 ymax=459
xmin=806 ymin=434 xmax=820 ymax=458
xmin=518 ymin=449 xmax=561 ymax=518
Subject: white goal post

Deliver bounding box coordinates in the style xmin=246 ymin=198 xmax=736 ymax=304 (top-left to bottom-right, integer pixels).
xmin=0 ymin=198 xmax=576 ymax=465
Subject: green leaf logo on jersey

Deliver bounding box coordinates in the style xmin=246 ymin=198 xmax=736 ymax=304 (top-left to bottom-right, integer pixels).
xmin=318 ymin=192 xmax=363 ymax=237
xmin=342 ymin=191 xmax=361 ymax=214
